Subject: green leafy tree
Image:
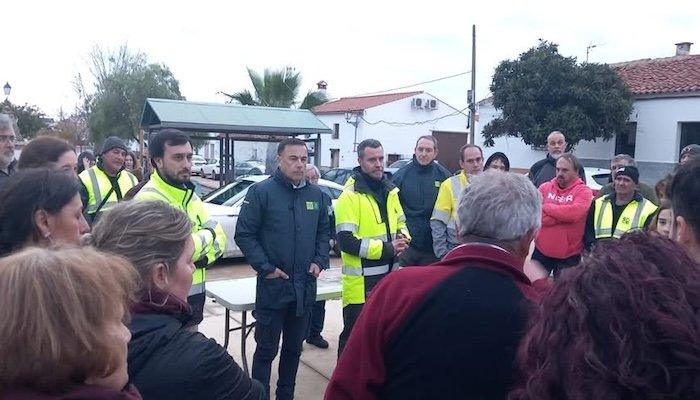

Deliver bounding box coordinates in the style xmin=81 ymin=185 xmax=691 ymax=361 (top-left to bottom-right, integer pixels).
xmin=483 ymin=41 xmax=633 ymax=148
xmin=76 ymin=45 xmax=183 ymax=145
xmin=0 ymin=100 xmax=48 ymax=139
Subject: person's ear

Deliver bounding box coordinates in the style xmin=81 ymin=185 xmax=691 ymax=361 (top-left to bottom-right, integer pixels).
xmin=154 ymin=157 xmax=164 ymax=170
xmin=33 ymin=209 xmax=52 ymax=239
xmin=517 ymin=228 xmax=538 ymax=258
xmin=150 ymin=262 xmax=170 ymax=290
xmin=676 ymin=216 xmax=694 ymax=245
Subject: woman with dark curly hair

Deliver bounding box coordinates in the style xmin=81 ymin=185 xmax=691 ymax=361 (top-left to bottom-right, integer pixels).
xmin=511 ymin=232 xmax=700 ymax=400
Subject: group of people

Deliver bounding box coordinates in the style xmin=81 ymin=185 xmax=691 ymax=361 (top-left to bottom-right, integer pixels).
xmin=3 ymin=104 xmax=700 ymax=400
xmin=325 ymin=134 xmax=700 ymax=399
xmin=0 ymin=117 xmax=264 ymax=399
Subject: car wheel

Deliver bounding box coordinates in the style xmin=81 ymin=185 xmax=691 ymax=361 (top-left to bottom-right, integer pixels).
xmin=250 ymin=168 xmax=262 ymax=175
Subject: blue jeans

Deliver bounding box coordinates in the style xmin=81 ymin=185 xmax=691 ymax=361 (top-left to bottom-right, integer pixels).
xmin=307 ymin=300 xmax=326 ymax=338
xmin=252 ymin=304 xmax=310 ymax=400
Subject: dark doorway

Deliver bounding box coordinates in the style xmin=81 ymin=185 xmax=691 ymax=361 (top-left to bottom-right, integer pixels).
xmin=680 ymin=122 xmax=700 ymax=158
xmin=433 ymin=131 xmax=468 ymax=173
xmin=615 ymin=122 xmax=637 ymax=157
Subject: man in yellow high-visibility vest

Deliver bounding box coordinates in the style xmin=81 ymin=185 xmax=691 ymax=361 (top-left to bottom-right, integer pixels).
xmin=79 ymin=136 xmax=137 ymax=224
xmin=135 ymin=129 xmax=226 ymax=326
xmin=334 ymin=138 xmax=410 ymax=357
xmin=430 ymin=144 xmax=483 ymax=259
xmin=584 ymin=166 xmax=657 ymax=249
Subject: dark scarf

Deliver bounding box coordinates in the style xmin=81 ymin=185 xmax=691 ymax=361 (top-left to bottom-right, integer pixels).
xmin=131 ymin=287 xmax=192 ymax=324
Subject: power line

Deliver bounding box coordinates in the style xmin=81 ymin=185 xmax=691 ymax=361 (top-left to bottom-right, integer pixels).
xmin=353 ymin=71 xmax=471 ymax=97
xmin=358 ymin=106 xmax=469 ymax=126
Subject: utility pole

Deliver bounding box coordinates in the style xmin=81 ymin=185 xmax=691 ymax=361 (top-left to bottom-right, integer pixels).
xmin=469 ymin=24 xmax=476 ymax=145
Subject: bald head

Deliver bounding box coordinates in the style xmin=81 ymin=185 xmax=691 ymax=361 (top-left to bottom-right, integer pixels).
xmin=547 ymin=131 xmax=566 ymax=159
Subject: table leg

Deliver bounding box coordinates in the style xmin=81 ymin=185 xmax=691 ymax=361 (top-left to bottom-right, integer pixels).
xmin=241 ymin=311 xmax=249 ymax=376
xmin=223 ymin=309 xmax=230 ymax=350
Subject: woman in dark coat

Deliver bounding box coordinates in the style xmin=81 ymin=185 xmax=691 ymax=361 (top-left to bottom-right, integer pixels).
xmin=88 ymin=200 xmax=266 ymax=400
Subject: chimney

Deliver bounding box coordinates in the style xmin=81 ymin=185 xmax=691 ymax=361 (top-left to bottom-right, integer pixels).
xmin=675 ymin=42 xmax=693 ymax=56
xmin=316 ymin=80 xmax=328 ymax=92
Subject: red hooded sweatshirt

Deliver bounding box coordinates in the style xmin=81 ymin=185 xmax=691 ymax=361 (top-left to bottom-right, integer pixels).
xmin=535 ymin=177 xmax=592 ymax=259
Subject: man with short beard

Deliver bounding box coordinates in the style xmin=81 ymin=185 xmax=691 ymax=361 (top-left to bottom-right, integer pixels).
xmin=135 ymin=129 xmax=226 ymax=327
xmin=529 ymin=131 xmax=586 ymax=188
xmin=534 ymin=153 xmax=592 ymax=275
xmin=0 ymin=114 xmax=17 ymax=191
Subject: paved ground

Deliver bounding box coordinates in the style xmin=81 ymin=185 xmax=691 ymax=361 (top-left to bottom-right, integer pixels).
xmin=202 ymin=256 xmax=343 ymax=399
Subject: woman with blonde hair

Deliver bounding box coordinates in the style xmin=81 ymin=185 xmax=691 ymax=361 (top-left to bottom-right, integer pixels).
xmin=88 ymin=201 xmax=265 ymax=400
xmin=0 ymin=246 xmax=141 ymax=399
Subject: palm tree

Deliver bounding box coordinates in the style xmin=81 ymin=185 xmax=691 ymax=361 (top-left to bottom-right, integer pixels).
xmin=221 ymin=67 xmax=327 ymax=109
xmin=220 ymin=67 xmax=329 ymax=174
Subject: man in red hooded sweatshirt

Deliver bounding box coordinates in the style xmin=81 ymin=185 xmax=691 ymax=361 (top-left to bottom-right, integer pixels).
xmin=533 ymin=153 xmax=592 ymax=275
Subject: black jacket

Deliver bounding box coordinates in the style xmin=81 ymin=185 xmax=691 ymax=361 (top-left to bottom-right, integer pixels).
xmin=391 ymin=157 xmax=451 ymax=253
xmin=235 ymin=168 xmax=330 ymax=315
xmin=529 ymin=154 xmax=586 ymax=188
xmin=128 ymin=308 xmax=265 ymax=400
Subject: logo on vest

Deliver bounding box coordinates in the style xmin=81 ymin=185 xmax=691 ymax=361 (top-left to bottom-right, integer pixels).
xmin=622 ymin=216 xmax=631 ymax=224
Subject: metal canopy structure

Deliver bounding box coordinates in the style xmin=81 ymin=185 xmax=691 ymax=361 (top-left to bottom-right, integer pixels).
xmin=140 ymin=98 xmax=332 ymax=186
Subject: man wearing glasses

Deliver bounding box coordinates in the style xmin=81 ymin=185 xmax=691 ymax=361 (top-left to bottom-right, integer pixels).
xmin=0 ymin=114 xmax=17 ymax=191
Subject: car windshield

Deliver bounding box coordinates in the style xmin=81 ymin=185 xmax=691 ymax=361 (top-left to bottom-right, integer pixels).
xmin=389 ymin=159 xmax=410 ymax=168
xmin=203 ymin=180 xmax=255 ymax=205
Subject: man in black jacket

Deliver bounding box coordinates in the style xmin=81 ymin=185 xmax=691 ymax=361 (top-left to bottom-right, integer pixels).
xmin=529 ymin=131 xmax=586 ymax=188
xmin=235 ymin=138 xmax=330 ymax=400
xmin=392 ymin=135 xmax=451 ymax=265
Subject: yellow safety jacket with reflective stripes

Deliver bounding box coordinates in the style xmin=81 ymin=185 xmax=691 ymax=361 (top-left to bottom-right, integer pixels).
xmin=335 ymin=175 xmax=410 ymax=307
xmin=430 ymin=171 xmax=469 ymax=258
xmin=134 ymin=170 xmax=226 ymax=296
xmin=593 ymin=195 xmax=658 ymax=239
xmin=79 ymin=166 xmax=137 ymax=222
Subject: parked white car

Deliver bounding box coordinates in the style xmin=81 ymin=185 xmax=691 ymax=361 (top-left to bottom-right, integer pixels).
xmin=200 ymin=159 xmax=220 ymax=179
xmin=192 ymin=155 xmax=207 ymax=175
xmin=203 ymin=175 xmax=343 ymax=258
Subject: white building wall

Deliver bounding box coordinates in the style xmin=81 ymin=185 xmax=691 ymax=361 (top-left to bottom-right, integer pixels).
xmin=630 ymin=97 xmax=700 ymax=163
xmin=317 ymin=94 xmax=467 ymax=168
xmin=196 ymin=139 xmax=269 ymax=163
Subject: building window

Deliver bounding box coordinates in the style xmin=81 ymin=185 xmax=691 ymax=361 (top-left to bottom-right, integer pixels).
xmin=333 ymin=123 xmax=340 ymax=139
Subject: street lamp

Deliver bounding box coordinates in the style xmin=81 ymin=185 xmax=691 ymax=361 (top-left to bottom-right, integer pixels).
xmin=345 ymin=111 xmax=361 ymax=152
xmin=3 ymin=82 xmax=10 ymax=97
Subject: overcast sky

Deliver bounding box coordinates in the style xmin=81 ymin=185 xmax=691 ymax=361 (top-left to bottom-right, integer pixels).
xmin=3 ymin=0 xmax=698 ymax=119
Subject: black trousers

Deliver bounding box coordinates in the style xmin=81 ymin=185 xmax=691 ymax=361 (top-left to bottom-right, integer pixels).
xmin=252 ymin=304 xmax=310 ymax=400
xmin=337 ymin=303 xmax=364 ymax=358
xmin=532 ymin=247 xmax=581 ymax=277
xmin=185 ymin=292 xmax=205 ymax=326
xmin=307 ymin=300 xmax=326 ymax=339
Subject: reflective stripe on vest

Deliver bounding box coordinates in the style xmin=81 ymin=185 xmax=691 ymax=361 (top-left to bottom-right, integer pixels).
xmin=83 ymin=169 xmax=135 ymax=215
xmin=342 ymin=264 xmax=390 ymax=276
xmin=450 ymin=175 xmax=462 ymax=206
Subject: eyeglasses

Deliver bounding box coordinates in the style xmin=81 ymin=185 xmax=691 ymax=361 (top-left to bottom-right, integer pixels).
xmin=0 ymin=135 xmax=16 ymax=143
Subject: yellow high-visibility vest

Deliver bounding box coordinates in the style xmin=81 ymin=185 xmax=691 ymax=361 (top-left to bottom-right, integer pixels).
xmin=593 ymin=196 xmax=658 ymax=239
xmin=335 ymin=176 xmax=410 ymax=307
xmin=79 ymin=167 xmax=137 ymax=221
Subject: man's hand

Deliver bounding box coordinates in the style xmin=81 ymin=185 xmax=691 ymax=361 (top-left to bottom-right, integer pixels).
xmin=265 ymin=268 xmax=290 ymax=279
xmin=309 ymin=263 xmax=321 ymax=278
xmin=391 ymin=238 xmax=409 ymax=256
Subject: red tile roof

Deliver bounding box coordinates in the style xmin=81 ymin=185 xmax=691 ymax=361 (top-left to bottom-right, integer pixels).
xmin=612 ymin=55 xmax=700 ymax=96
xmin=312 ymin=91 xmax=423 ymax=114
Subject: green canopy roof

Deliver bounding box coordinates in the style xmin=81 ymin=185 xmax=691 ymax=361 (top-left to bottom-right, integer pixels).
xmin=140 ymin=98 xmax=332 ymax=135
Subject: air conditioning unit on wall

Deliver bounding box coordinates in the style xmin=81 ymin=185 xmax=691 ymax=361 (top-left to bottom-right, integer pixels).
xmin=411 ymin=98 xmax=424 ymax=109
xmin=426 ymin=99 xmax=438 ymax=110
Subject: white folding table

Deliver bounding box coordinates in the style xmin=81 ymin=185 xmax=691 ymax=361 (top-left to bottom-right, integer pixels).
xmin=206 ymin=268 xmax=342 ymax=375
